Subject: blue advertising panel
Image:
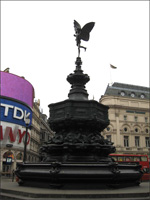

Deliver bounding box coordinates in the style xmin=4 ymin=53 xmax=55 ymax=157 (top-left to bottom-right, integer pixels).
xmin=0 ymin=98 xmax=32 ymax=127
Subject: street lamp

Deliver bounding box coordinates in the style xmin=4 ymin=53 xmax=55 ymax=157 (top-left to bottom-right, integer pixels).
xmin=23 ymin=118 xmax=30 ymax=163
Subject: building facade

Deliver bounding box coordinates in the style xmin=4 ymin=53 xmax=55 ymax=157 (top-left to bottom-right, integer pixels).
xmin=29 ymin=100 xmax=54 ymax=163
xmin=40 ymin=113 xmax=54 ymax=147
xmin=27 ymin=100 xmax=41 ymax=163
xmin=100 ymin=82 xmax=150 ymax=158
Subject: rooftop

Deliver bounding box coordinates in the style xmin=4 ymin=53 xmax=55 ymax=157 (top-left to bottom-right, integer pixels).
xmin=104 ymin=82 xmax=150 ymax=100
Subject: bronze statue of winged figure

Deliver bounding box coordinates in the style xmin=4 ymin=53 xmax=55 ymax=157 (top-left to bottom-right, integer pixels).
xmin=74 ymin=20 xmax=95 ymax=57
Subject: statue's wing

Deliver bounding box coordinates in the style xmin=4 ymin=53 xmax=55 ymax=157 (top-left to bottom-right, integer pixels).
xmin=80 ymin=22 xmax=95 ymax=41
xmin=74 ymin=20 xmax=81 ymax=29
xmin=74 ymin=20 xmax=81 ymax=33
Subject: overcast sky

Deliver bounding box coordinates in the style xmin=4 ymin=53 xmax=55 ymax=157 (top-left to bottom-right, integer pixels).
xmin=1 ymin=1 xmax=149 ymax=116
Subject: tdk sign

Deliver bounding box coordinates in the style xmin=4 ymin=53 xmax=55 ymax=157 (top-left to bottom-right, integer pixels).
xmin=0 ymin=98 xmax=32 ymax=127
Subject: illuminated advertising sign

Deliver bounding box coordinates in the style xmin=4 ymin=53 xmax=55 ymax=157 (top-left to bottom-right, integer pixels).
xmin=0 ymin=98 xmax=32 ymax=127
xmin=0 ymin=71 xmax=34 ymax=149
xmin=0 ymin=121 xmax=31 ymax=148
xmin=0 ymin=71 xmax=34 ymax=108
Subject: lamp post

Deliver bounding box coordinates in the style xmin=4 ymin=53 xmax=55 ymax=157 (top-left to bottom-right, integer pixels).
xmin=23 ymin=118 xmax=30 ymax=163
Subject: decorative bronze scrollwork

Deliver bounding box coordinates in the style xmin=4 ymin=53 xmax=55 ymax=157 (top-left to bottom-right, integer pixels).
xmin=49 ymin=162 xmax=61 ymax=174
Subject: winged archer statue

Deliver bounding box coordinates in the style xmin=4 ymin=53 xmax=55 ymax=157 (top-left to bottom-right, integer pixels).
xmin=74 ymin=20 xmax=95 ymax=57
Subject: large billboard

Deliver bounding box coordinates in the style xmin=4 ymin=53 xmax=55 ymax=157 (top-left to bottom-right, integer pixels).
xmin=0 ymin=71 xmax=34 ymax=149
xmin=0 ymin=71 xmax=34 ymax=108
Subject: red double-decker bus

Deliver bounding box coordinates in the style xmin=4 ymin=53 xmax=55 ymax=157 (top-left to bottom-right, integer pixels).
xmin=109 ymin=154 xmax=150 ymax=181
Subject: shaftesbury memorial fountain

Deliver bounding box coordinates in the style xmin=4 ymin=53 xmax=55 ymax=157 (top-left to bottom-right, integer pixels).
xmin=16 ymin=20 xmax=142 ymax=188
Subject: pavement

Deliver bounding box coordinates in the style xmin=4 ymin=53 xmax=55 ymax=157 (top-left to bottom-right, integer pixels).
xmin=0 ymin=176 xmax=150 ymax=199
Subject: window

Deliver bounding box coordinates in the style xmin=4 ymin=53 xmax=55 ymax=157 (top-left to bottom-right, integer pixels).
xmin=118 ymin=156 xmax=124 ymax=161
xmin=106 ymin=135 xmax=111 ymax=142
xmin=145 ymin=128 xmax=149 ymax=134
xmin=141 ymin=156 xmax=147 ymax=162
xmin=125 ymin=157 xmax=133 ymax=161
xmin=121 ymin=91 xmax=125 ymax=96
xmin=124 ymin=127 xmax=128 ymax=132
xmin=124 ymin=136 xmax=129 ymax=147
xmin=145 ymin=137 xmax=150 ymax=147
xmin=16 ymin=153 xmax=23 ymax=160
xmin=106 ymin=127 xmax=110 ymax=132
xmin=3 ymin=151 xmax=14 ymax=159
xmin=131 ymin=93 xmax=135 ymax=97
xmin=145 ymin=117 xmax=148 ymax=123
xmin=135 ymin=116 xmax=138 ymax=122
xmin=135 ymin=136 xmax=140 ymax=147
xmin=41 ymin=132 xmax=45 ymax=140
xmin=140 ymin=94 xmax=145 ymax=99
xmin=111 ymin=156 xmax=117 ymax=161
xmin=133 ymin=156 xmax=140 ymax=161
xmin=124 ymin=115 xmax=127 ymax=121
xmin=135 ymin=128 xmax=139 ymax=133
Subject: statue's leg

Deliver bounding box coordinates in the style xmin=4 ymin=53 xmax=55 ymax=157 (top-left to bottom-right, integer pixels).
xmin=80 ymin=46 xmax=86 ymax=51
xmin=78 ymin=46 xmax=80 ymax=57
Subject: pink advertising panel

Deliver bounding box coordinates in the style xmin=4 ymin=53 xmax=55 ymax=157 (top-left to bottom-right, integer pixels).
xmin=0 ymin=71 xmax=34 ymax=108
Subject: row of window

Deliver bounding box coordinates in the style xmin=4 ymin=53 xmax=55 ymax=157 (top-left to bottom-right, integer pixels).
xmin=120 ymin=91 xmax=146 ymax=99
xmin=27 ymin=154 xmax=39 ymax=162
xmin=122 ymin=127 xmax=149 ymax=134
xmin=32 ymin=118 xmax=40 ymax=129
xmin=106 ymin=126 xmax=149 ymax=134
xmin=15 ymin=152 xmax=39 ymax=162
xmin=3 ymin=152 xmax=39 ymax=162
xmin=123 ymin=136 xmax=150 ymax=147
xmin=123 ymin=116 xmax=148 ymax=123
xmin=30 ymin=141 xmax=39 ymax=152
xmin=106 ymin=135 xmax=150 ymax=148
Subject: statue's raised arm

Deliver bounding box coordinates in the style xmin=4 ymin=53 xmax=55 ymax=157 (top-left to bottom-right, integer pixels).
xmin=74 ymin=20 xmax=95 ymax=57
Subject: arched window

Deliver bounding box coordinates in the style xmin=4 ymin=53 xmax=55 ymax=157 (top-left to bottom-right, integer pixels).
xmin=131 ymin=92 xmax=135 ymax=98
xmin=122 ymin=125 xmax=130 ymax=132
xmin=106 ymin=125 xmax=113 ymax=132
xmin=120 ymin=91 xmax=125 ymax=96
xmin=133 ymin=126 xmax=141 ymax=133
xmin=124 ymin=127 xmax=128 ymax=132
xmin=140 ymin=94 xmax=145 ymax=99
xmin=145 ymin=128 xmax=149 ymax=134
xmin=135 ymin=128 xmax=139 ymax=133
xmin=106 ymin=127 xmax=110 ymax=132
xmin=3 ymin=151 xmax=14 ymax=159
xmin=16 ymin=152 xmax=23 ymax=160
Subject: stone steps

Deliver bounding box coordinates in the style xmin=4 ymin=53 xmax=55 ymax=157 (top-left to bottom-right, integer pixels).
xmin=0 ymin=187 xmax=150 ymax=200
